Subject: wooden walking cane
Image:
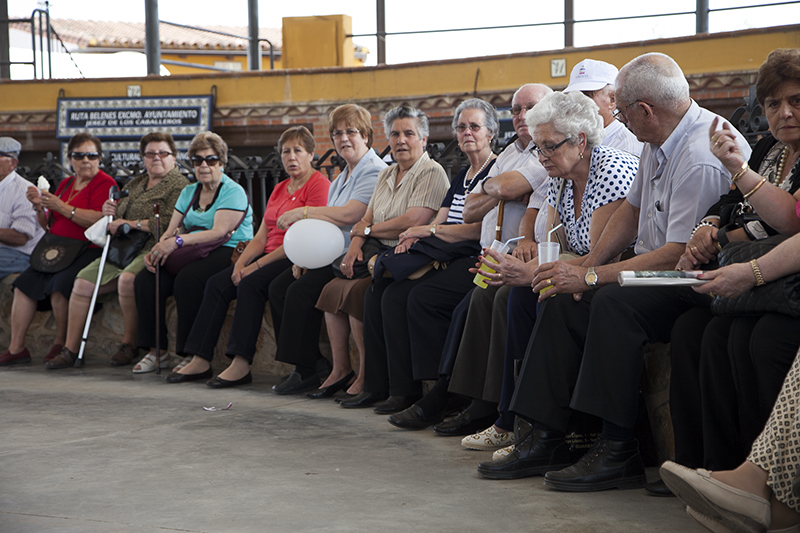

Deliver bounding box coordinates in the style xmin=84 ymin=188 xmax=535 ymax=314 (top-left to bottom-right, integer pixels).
xmin=154 ymin=203 xmax=161 ymax=375
xmin=495 ymin=199 xmax=505 ymax=241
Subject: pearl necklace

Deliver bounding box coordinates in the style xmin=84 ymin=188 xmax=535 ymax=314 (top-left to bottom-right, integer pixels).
xmin=464 ymin=152 xmax=494 ymax=189
xmin=775 ymin=146 xmax=789 ymax=188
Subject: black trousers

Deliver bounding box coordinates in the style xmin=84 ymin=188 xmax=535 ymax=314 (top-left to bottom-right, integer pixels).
xmin=509 ymin=285 xmax=710 ymax=432
xmin=135 ymin=247 xmax=233 ymax=355
xmin=270 ymin=265 xmax=335 ymax=367
xmin=672 ymin=309 xmax=800 ymax=470
xmin=182 ymin=257 xmax=292 ymax=364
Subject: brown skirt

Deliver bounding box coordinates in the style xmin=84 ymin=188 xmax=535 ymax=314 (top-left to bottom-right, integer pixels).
xmin=316 ymin=277 xmax=372 ymax=321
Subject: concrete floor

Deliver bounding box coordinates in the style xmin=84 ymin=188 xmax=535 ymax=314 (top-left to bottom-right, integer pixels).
xmin=0 ymin=361 xmax=699 ymax=532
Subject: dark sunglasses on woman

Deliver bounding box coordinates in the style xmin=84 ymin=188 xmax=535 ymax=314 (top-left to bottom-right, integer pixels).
xmin=70 ymin=152 xmax=101 ymax=161
xmin=190 ymin=155 xmax=221 ymax=167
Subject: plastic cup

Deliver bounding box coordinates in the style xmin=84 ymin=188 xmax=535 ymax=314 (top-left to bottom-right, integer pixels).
xmin=473 ymin=239 xmax=510 ymax=289
xmin=537 ymin=241 xmax=560 ymax=294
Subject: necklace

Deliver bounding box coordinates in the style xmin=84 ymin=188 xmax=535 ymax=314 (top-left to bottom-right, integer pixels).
xmin=464 ymin=152 xmax=494 ymax=189
xmin=64 ymin=180 xmax=82 ymax=205
xmin=775 ymin=146 xmax=789 ymax=188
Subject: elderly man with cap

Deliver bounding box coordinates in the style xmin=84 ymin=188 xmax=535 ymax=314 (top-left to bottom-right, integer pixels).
xmin=0 ymin=137 xmax=44 ymax=282
xmin=564 ymin=58 xmax=643 ymax=157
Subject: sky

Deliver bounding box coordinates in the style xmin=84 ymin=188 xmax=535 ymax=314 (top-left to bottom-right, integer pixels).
xmin=7 ymin=0 xmax=799 ymax=73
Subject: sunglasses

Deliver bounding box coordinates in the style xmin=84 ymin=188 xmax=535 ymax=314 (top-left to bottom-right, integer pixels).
xmin=143 ymin=151 xmax=173 ymax=160
xmin=190 ymin=155 xmax=221 ymax=167
xmin=70 ymin=152 xmax=101 ymax=161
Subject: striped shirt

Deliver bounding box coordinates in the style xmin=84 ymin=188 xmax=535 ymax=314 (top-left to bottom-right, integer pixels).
xmin=0 ymin=170 xmax=44 ymax=255
xmin=368 ymin=151 xmax=449 ymax=247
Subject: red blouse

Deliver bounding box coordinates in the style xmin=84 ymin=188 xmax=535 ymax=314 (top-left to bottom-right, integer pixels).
xmin=50 ymin=170 xmax=116 ymax=246
xmin=262 ymin=171 xmax=330 ymax=254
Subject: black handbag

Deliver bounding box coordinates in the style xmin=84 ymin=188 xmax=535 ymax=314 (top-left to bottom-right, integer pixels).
xmin=107 ymin=229 xmax=151 ymax=268
xmin=30 ymin=232 xmax=89 ymax=273
xmin=710 ymin=235 xmax=800 ymax=318
xmin=332 ymin=237 xmax=382 ymax=279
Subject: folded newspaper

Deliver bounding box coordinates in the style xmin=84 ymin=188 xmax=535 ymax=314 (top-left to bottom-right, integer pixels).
xmin=618 ymin=270 xmax=709 ymax=287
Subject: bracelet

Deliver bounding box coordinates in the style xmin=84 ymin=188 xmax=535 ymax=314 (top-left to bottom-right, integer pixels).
xmin=731 ymin=161 xmax=749 ymax=184
xmin=691 ymin=220 xmax=717 ymax=237
xmin=303 ymin=206 xmax=308 ymax=219
xmin=69 ymin=207 xmax=76 ymax=220
xmin=255 ymin=259 xmax=261 ymax=269
xmin=750 ymin=259 xmax=766 ymax=286
xmin=743 ymin=177 xmax=767 ymax=200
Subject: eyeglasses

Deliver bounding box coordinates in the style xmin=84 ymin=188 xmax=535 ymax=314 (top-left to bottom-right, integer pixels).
xmin=143 ymin=151 xmax=173 ymax=160
xmin=510 ymin=102 xmax=536 ymax=117
xmin=331 ymin=128 xmax=360 ymax=139
xmin=530 ymin=138 xmax=570 ymax=158
xmin=613 ymin=100 xmax=652 ymax=123
xmin=70 ymin=152 xmax=101 ymax=161
xmin=455 ymin=123 xmax=484 ymax=133
xmin=190 ymin=155 xmax=221 ymax=167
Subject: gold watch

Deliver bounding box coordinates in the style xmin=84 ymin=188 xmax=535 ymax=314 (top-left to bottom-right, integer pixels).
xmin=585 ymin=267 xmax=598 ymax=289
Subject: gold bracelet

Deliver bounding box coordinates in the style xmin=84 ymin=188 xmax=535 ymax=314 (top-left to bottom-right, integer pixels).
xmin=430 ymin=224 xmax=437 ymax=235
xmin=731 ymin=161 xmax=749 ymax=183
xmin=750 ymin=259 xmax=766 ymax=286
xmin=303 ymin=206 xmax=308 ymax=219
xmin=743 ymin=177 xmax=767 ymax=200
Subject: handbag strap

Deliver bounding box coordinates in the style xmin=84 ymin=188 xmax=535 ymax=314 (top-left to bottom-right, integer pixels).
xmin=45 ymin=177 xmax=75 ymax=231
xmin=175 ymin=185 xmax=203 ymax=232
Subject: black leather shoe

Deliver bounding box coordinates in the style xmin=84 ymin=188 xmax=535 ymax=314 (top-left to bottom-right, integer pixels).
xmin=544 ymin=438 xmax=647 ymax=492
xmin=373 ymin=394 xmax=422 ymax=415
xmin=334 ymin=394 xmax=356 ymax=404
xmin=165 ymin=368 xmax=213 ymax=383
xmin=339 ymin=391 xmax=389 ymax=409
xmin=272 ymin=372 xmax=320 ymax=395
xmin=206 ymin=372 xmax=253 ymax=389
xmin=307 ymin=371 xmax=355 ymax=399
xmin=477 ymin=428 xmax=571 ymax=480
xmin=433 ymin=410 xmax=497 ymax=437
xmin=387 ymin=404 xmax=445 ymax=430
xmin=45 ymin=347 xmax=79 ymax=370
xmin=645 ymin=478 xmax=674 ymax=497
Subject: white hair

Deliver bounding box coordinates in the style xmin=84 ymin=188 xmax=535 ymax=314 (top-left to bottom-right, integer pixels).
xmin=616 ymin=52 xmax=690 ymax=113
xmin=526 ymin=91 xmax=605 ymax=148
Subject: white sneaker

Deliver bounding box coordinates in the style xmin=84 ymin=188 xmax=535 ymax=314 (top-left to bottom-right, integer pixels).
xmin=492 ymin=444 xmax=515 ymax=461
xmin=461 ymin=426 xmax=515 ymax=451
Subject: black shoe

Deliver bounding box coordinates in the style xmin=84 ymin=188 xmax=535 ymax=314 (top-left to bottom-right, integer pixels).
xmin=45 ymin=347 xmax=79 ymax=370
xmin=206 ymin=372 xmax=253 ymax=389
xmin=433 ymin=410 xmax=497 ymax=437
xmin=387 ymin=404 xmax=445 ymax=430
xmin=373 ymin=394 xmax=422 ymax=415
xmin=165 ymin=368 xmax=213 ymax=383
xmin=272 ymin=371 xmax=320 ymax=395
xmin=645 ymin=478 xmax=674 ymax=497
xmin=477 ymin=428 xmax=571 ymax=480
xmin=543 ymin=438 xmax=647 ymax=492
xmin=339 ymin=391 xmax=388 ymax=409
xmin=334 ymin=393 xmax=356 ymax=404
xmin=307 ymin=371 xmax=355 ymax=399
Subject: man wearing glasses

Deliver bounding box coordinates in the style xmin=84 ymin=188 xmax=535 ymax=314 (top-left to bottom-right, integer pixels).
xmin=0 ymin=137 xmax=44 ymax=282
xmin=491 ymin=53 xmax=750 ymax=494
xmin=563 ymin=58 xmax=643 ymax=157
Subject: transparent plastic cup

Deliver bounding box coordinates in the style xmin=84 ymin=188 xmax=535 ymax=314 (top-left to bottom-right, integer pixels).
xmin=537 ymin=241 xmax=560 ymax=294
xmin=473 ymin=239 xmax=510 ymax=289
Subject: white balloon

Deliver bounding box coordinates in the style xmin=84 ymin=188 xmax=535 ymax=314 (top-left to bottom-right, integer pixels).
xmin=283 ymin=219 xmax=345 ymax=269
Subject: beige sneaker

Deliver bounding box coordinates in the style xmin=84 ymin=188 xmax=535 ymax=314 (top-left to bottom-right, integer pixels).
xmin=461 ymin=426 xmax=515 ymax=451
xmin=492 ymin=444 xmax=515 ymax=461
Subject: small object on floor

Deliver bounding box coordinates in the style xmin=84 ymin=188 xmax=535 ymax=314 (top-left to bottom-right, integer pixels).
xmin=45 ymin=347 xmax=79 ymax=370
xmin=272 ymin=371 xmax=320 ymax=395
xmin=164 ymin=368 xmax=213 ymax=383
xmin=109 ymin=343 xmax=139 ymax=367
xmin=307 ymin=371 xmax=355 ymax=399
xmin=203 ymin=402 xmax=233 ymax=412
xmin=43 ymin=343 xmax=64 ymax=363
xmin=0 ymin=348 xmax=31 ymax=366
xmin=207 ymin=372 xmax=252 ymax=389
xmin=433 ymin=411 xmax=497 ymax=437
xmin=373 ymin=394 xmax=422 ymax=415
xmin=339 ymin=391 xmax=388 ymax=409
xmin=543 ymin=438 xmax=647 ymax=492
xmin=133 ymin=352 xmax=171 ymax=374
xmin=646 ymin=478 xmax=675 ymax=497
xmin=387 ymin=404 xmax=445 ymax=430
xmin=461 ymin=426 xmax=515 ymax=451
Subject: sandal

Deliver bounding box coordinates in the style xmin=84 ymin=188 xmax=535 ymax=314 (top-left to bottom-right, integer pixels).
xmin=132 ymin=352 xmax=171 ymax=374
xmin=171 ymin=356 xmax=192 ymax=373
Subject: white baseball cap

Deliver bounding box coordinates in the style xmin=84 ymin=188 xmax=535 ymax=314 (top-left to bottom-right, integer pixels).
xmin=563 ymin=59 xmax=619 ymax=93
xmin=0 ymin=137 xmax=21 ymax=158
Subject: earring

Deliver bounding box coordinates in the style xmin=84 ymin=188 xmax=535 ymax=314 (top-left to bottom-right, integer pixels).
xmin=579 ymin=152 xmax=584 ymax=159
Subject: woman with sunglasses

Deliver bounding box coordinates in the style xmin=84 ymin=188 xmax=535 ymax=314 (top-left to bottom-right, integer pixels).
xmin=46 ymin=133 xmax=190 ymax=371
xmin=133 ymin=132 xmax=254 ymax=377
xmin=168 ymin=126 xmax=329 ymax=386
xmin=3 ymin=133 xmax=115 ymax=366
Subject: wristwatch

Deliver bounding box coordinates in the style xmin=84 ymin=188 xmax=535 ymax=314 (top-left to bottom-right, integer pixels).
xmin=585 ymin=267 xmax=598 ymax=289
xmin=364 ymin=225 xmax=372 ymax=236
xmin=175 ymin=236 xmax=184 ymax=248
xmin=430 ymin=224 xmax=437 ymax=235
xmin=136 ymin=219 xmax=142 ymax=230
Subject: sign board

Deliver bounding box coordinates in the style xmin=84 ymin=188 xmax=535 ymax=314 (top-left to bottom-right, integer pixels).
xmin=56 ymin=96 xmax=213 ymax=140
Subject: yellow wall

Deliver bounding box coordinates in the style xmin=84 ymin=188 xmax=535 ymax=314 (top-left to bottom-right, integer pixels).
xmin=161 ymin=53 xmax=283 ymax=75
xmin=282 ymin=15 xmax=356 ymax=69
xmin=1 ymin=25 xmax=797 ymax=114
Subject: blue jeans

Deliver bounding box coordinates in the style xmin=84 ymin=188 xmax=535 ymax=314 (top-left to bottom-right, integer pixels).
xmin=0 ymin=247 xmax=31 ymax=279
